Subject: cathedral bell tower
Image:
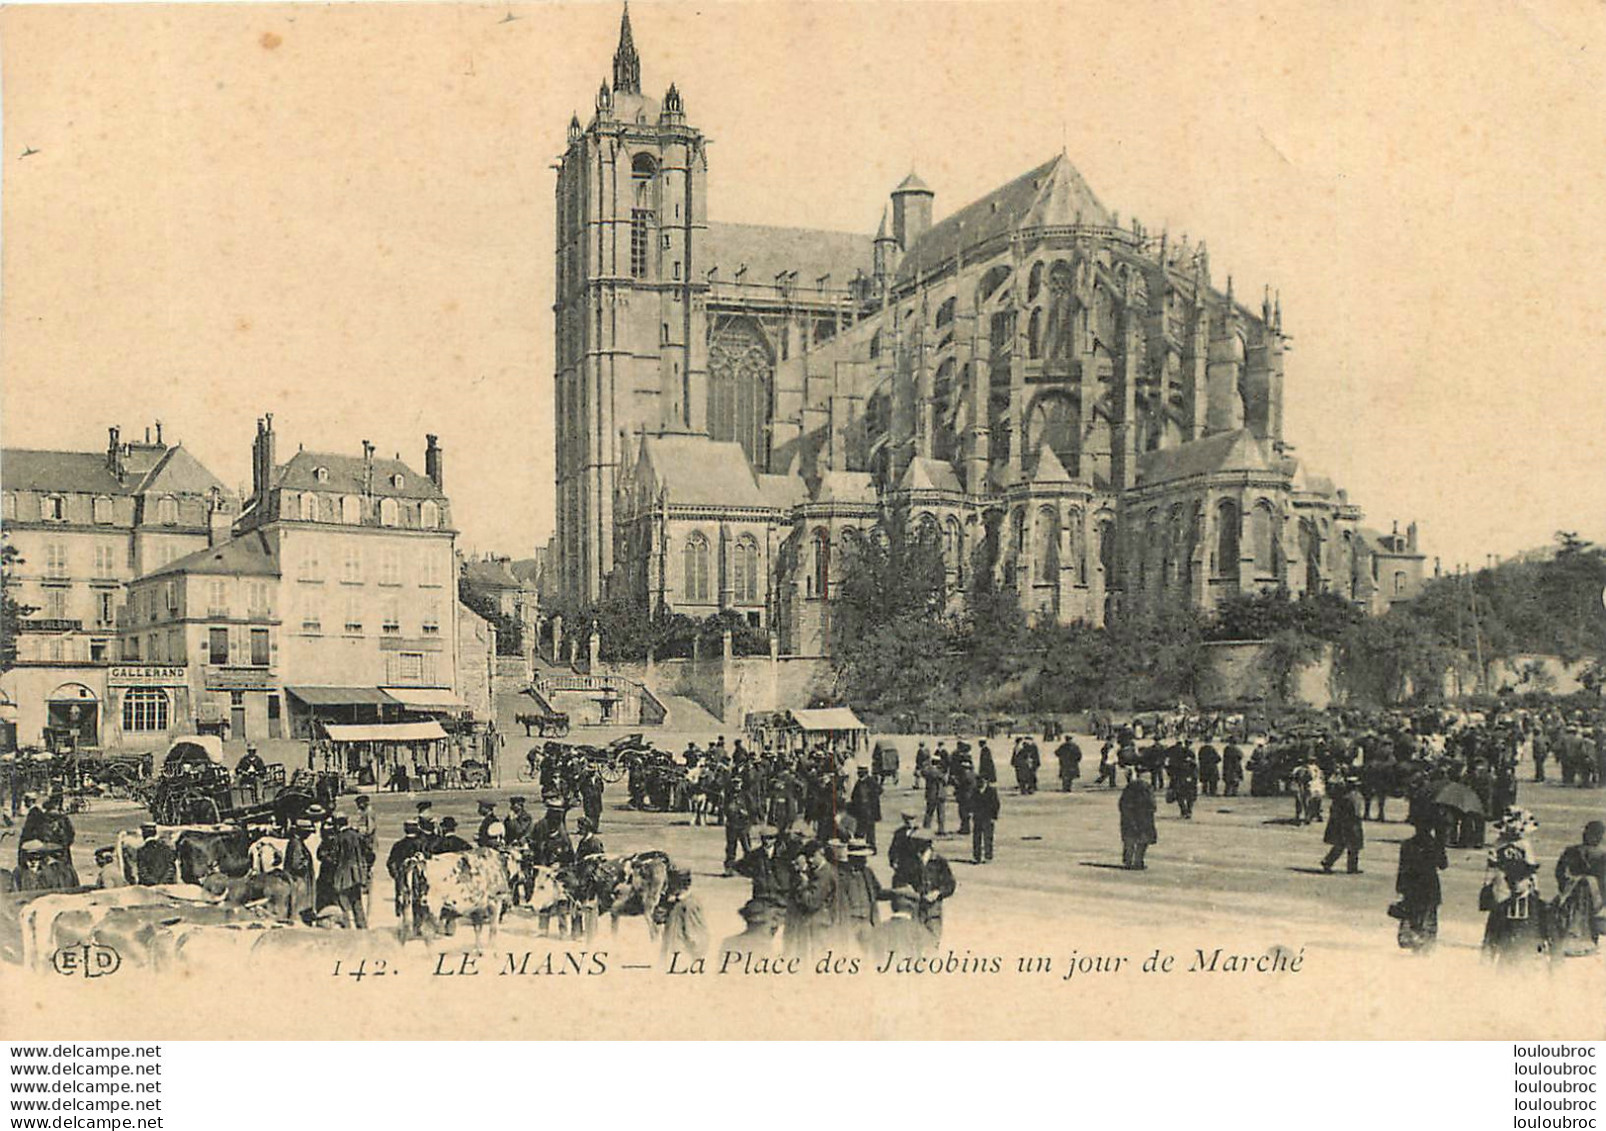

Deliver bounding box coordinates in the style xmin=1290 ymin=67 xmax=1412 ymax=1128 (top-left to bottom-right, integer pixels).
xmin=553 ymin=3 xmax=710 ymax=606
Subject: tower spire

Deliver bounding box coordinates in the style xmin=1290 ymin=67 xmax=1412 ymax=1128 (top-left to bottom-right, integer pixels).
xmin=613 ymin=2 xmax=641 ymax=94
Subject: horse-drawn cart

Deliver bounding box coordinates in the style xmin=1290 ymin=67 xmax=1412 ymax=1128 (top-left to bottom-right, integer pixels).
xmin=145 ymin=737 xmax=333 ymax=827
xmin=514 ymin=710 xmax=571 ymax=738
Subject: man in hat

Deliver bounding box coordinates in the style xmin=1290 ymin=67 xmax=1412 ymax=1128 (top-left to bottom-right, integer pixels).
xmin=971 ymin=776 xmax=1001 ymax=864
xmin=921 ymin=750 xmax=948 ymax=836
xmin=957 ymin=743 xmax=983 ymax=836
xmin=505 ymin=796 xmax=535 ymax=848
xmin=1118 ymin=776 xmax=1157 ymax=870
xmin=284 ymin=817 xmax=317 ymax=923
xmin=849 ymin=765 xmax=883 ymax=852
xmin=387 ymin=819 xmax=431 ymax=937
xmin=735 ymin=825 xmax=788 ymax=911
xmin=236 ymin=744 xmax=267 ymax=779
xmin=1055 ymin=735 xmax=1083 ymax=792
xmin=415 ymin=800 xmax=438 ymax=847
xmin=719 ymin=898 xmax=783 ymax=958
xmin=134 ymin=823 xmax=176 ymax=886
xmin=16 ymin=793 xmax=45 ymax=864
xmin=976 ymin=740 xmax=998 ymax=785
xmin=722 ymin=780 xmax=752 ymax=876
xmin=530 ymin=798 xmax=573 ymax=866
xmin=1222 ymin=742 xmax=1245 ymax=797
xmin=906 ymin=829 xmax=956 ymax=944
xmin=872 ymin=886 xmax=932 ymax=960
xmin=475 ymin=800 xmax=501 ymax=848
xmin=1197 ymin=742 xmax=1221 ymax=796
xmin=1011 ymin=736 xmax=1041 ymax=795
xmin=94 ymin=846 xmax=125 ymax=889
xmin=432 ymin=817 xmax=473 ymax=854
xmin=831 ymin=838 xmax=882 ymax=951
xmin=887 ymin=811 xmax=922 ymax=887
xmin=1320 ymin=773 xmax=1366 ymax=874
xmin=318 ymin=815 xmax=369 ymax=929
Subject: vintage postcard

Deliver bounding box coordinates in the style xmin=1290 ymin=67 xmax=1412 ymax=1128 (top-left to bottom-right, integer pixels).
xmin=1 ymin=1 xmax=1603 ymax=1040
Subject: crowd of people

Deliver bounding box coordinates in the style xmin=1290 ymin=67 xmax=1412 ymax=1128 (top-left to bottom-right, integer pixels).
xmin=2 ymin=696 xmax=1600 ymax=968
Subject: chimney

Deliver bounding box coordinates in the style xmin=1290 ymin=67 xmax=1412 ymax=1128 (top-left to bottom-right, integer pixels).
xmin=362 ymin=440 xmax=375 ymax=495
xmin=425 ymin=434 xmax=443 ymax=491
xmin=1406 ymin=521 xmax=1418 ymax=553
xmin=251 ymin=415 xmax=275 ymax=509
xmin=154 ymin=420 xmax=163 ymax=446
xmin=106 ymin=426 xmax=123 ymax=479
xmin=207 ymin=487 xmax=232 ymax=547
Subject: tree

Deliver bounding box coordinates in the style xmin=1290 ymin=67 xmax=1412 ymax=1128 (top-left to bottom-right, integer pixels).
xmin=2 ymin=538 xmax=37 ymax=673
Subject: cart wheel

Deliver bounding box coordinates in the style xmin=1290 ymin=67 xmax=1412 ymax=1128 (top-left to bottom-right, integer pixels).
xmin=599 ymin=761 xmax=625 ymax=784
xmin=555 ymin=721 xmax=570 ymax=738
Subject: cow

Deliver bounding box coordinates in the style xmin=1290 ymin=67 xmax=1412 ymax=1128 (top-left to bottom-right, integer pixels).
xmin=398 ymin=849 xmax=511 ymax=946
xmin=77 ymin=902 xmax=263 ymax=971
xmin=176 ymin=829 xmax=255 ymax=884
xmin=15 ymin=887 xmax=210 ymax=971
xmin=596 ymin=851 xmax=675 ymax=940
xmin=200 ymin=870 xmax=296 ymax=923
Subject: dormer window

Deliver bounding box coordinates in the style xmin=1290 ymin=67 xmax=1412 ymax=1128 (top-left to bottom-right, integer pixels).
xmin=157 ymin=496 xmax=178 ymax=526
xmin=380 ymin=498 xmax=399 ymax=527
xmin=93 ymin=496 xmax=114 ymax=524
xmin=391 ymin=474 xmax=405 ymax=489
xmin=44 ymin=495 xmax=66 ymax=521
xmin=314 ymin=467 xmax=330 ymax=482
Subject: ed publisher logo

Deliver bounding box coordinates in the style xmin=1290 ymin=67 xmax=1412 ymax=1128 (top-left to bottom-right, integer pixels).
xmin=51 ymin=943 xmax=122 ymax=978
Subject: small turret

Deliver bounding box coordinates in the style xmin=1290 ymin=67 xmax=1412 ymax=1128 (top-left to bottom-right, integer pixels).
xmin=891 ymin=171 xmax=934 ymax=251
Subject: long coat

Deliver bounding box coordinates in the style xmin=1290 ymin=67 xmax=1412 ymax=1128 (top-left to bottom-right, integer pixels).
xmin=1323 ymin=788 xmax=1365 ymax=849
xmin=1395 ymin=831 xmax=1447 ymax=911
xmin=1118 ymin=780 xmax=1157 ymax=846
xmin=849 ymin=776 xmax=882 ymax=824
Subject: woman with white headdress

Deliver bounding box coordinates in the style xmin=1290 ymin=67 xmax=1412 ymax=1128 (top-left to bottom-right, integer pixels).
xmin=1479 ymin=808 xmax=1548 ymax=965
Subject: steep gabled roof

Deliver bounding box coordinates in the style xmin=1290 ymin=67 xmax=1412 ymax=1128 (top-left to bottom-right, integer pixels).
xmin=640 ymin=434 xmax=766 ymax=508
xmin=896 ymin=153 xmax=1114 ymax=281
xmin=2 ymin=450 xmax=131 ymax=495
xmin=462 ymin=558 xmax=521 ymax=591
xmin=813 ymin=470 xmax=877 ymax=506
xmin=136 ymin=445 xmax=228 ymax=497
xmin=147 ymin=529 xmax=279 ymax=578
xmin=1030 ymin=445 xmax=1072 ymax=484
xmin=756 ymin=472 xmax=808 ymax=510
xmin=276 ymin=449 xmax=444 ymax=501
xmin=703 ymin=222 xmax=874 ymax=289
xmin=1137 ymin=429 xmax=1272 ymax=486
xmin=898 ymin=456 xmax=963 ymax=494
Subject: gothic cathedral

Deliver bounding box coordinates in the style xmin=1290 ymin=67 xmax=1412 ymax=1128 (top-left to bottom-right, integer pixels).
xmin=552 ymin=6 xmax=1424 ymax=654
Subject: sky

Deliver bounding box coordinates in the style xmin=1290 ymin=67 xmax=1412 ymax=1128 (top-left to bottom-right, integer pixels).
xmin=2 ymin=1 xmax=1603 ymax=569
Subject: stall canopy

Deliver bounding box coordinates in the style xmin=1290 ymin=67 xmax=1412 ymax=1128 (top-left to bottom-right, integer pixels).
xmin=381 ymin=687 xmax=467 ymax=711
xmin=323 ymin=721 xmax=447 ymax=743
xmin=286 ymin=686 xmax=396 ymax=707
xmin=788 ymin=708 xmax=867 ymax=732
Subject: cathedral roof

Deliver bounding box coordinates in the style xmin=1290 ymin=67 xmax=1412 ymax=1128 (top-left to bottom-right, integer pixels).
xmin=1029 ymin=444 xmax=1072 ymax=484
xmin=896 ymin=153 xmax=1114 ymax=282
xmin=703 ymin=222 xmax=873 ymax=288
xmin=1136 ymin=429 xmax=1271 ymax=486
xmin=639 ymin=434 xmax=767 ymax=508
xmin=812 ymin=470 xmax=877 ymax=506
xmin=756 ymin=472 xmax=808 ymax=510
xmin=898 ymin=456 xmax=963 ymax=494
